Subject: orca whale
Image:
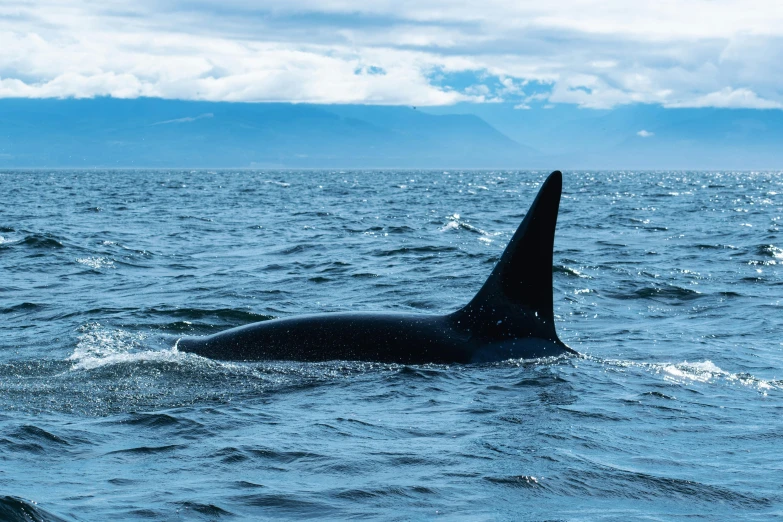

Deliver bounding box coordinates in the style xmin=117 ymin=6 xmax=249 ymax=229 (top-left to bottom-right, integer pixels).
xmin=176 ymin=170 xmax=576 ymax=364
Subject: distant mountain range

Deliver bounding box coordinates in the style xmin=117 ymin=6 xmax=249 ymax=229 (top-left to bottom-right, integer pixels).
xmin=0 ymin=98 xmax=531 ymax=168
xmin=0 ymin=97 xmax=781 ymax=168
xmin=427 ymin=103 xmax=783 ymax=170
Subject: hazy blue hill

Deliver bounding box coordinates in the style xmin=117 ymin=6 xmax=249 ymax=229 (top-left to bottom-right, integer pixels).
xmin=424 ymin=103 xmax=783 ymax=169
xmin=584 ymin=108 xmax=783 ymax=169
xmin=0 ymin=98 xmax=534 ymax=168
xmin=2 ymin=98 xmax=780 ymax=168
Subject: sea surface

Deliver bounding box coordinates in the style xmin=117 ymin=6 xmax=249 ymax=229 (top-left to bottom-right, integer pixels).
xmin=1 ymin=169 xmax=781 ymax=520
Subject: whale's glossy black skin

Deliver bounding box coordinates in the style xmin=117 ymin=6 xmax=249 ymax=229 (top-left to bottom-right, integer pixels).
xmin=177 ymin=171 xmax=577 ymax=363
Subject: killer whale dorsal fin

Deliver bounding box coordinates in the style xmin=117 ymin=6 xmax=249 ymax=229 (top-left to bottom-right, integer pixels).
xmin=457 ymin=171 xmax=562 ymax=339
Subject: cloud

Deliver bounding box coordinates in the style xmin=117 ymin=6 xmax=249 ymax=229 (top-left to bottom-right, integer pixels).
xmin=637 ymin=130 xmax=654 ymax=137
xmin=0 ymin=1 xmax=782 ymax=108
xmin=664 ymin=87 xmax=783 ymax=109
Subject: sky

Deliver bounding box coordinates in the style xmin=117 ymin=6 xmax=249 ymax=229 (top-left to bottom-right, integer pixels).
xmin=2 ymin=0 xmax=783 ymax=111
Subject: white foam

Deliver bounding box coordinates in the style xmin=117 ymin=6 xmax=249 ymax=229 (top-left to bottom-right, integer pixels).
xmin=604 ymin=357 xmax=778 ymax=393
xmin=440 ymin=221 xmax=460 ymax=232
xmin=68 ymin=323 xmax=187 ymax=371
xmin=76 ymin=256 xmax=115 ymax=269
xmin=264 ymin=180 xmax=290 ymax=187
xmin=660 ymin=360 xmax=723 ymax=383
xmin=440 ymin=214 xmax=499 ymax=242
xmin=71 ymin=346 xmax=186 ymax=371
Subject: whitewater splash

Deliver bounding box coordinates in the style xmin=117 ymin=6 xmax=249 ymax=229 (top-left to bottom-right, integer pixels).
xmin=66 ymin=323 xmax=384 ymax=383
xmin=600 ymin=357 xmax=779 ymax=394
xmin=440 ymin=213 xmax=500 ymax=243
xmin=68 ymin=323 xmax=187 ymax=371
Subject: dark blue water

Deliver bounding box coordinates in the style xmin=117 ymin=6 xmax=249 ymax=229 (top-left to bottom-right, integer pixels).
xmin=1 ymin=169 xmax=781 ymax=520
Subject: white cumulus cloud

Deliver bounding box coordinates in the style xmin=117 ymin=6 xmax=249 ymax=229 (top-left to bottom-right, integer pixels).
xmin=637 ymin=130 xmax=654 ymax=138
xmin=0 ymin=0 xmax=782 ymax=108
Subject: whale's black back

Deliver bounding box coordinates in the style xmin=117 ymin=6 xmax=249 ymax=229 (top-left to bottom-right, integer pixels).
xmin=177 ymin=171 xmax=570 ymax=362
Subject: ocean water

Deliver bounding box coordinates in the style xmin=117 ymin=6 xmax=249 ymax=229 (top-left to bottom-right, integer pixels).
xmin=0 ymin=169 xmax=781 ymax=520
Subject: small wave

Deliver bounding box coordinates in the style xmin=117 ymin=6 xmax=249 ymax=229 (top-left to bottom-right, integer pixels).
xmin=272 ymin=244 xmax=319 ymax=255
xmin=234 ymin=481 xmax=266 ymax=489
xmin=643 ymin=391 xmax=677 ymax=400
xmin=484 ymin=475 xmax=545 ymax=489
xmin=695 ymin=243 xmax=738 ymax=250
xmin=144 ymin=306 xmax=273 ymax=325
xmin=0 ymin=496 xmax=70 ymax=522
xmin=1 ymin=302 xmax=44 ymax=314
xmin=757 ymin=244 xmax=783 ymax=259
xmin=440 ymin=221 xmax=459 ymax=232
xmin=439 ymin=214 xmax=497 ymax=239
xmin=107 ymin=478 xmax=137 ymax=486
xmin=333 ymin=485 xmax=437 ymax=500
xmin=563 ymin=458 xmax=772 ymax=508
xmin=177 ymin=502 xmax=234 ymax=518
xmin=610 ymin=285 xmax=702 ymax=301
xmin=553 ymin=265 xmax=589 ymax=278
xmin=386 ymin=225 xmax=415 ymax=234
xmin=76 ymin=256 xmax=115 ymax=270
xmin=375 ymin=245 xmax=458 ymax=257
xmin=216 ymin=445 xmax=324 ymax=465
xmin=350 ymin=272 xmax=379 ymax=279
xmin=395 ymin=366 xmax=449 ymax=380
xmin=11 ymin=425 xmax=70 ymax=446
xmin=601 ymin=358 xmax=778 ymax=393
xmin=747 ymin=259 xmax=777 ymax=266
xmin=177 ymin=214 xmax=214 ymax=222
xmin=658 ymin=361 xmax=776 ymax=392
xmin=20 ymin=234 xmax=64 ymax=249
xmin=106 ymin=444 xmax=186 ymax=456
xmin=264 ymin=180 xmax=290 ymax=187
xmin=120 ymin=412 xmax=205 ymax=432
xmin=228 ymin=492 xmax=335 ymax=516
